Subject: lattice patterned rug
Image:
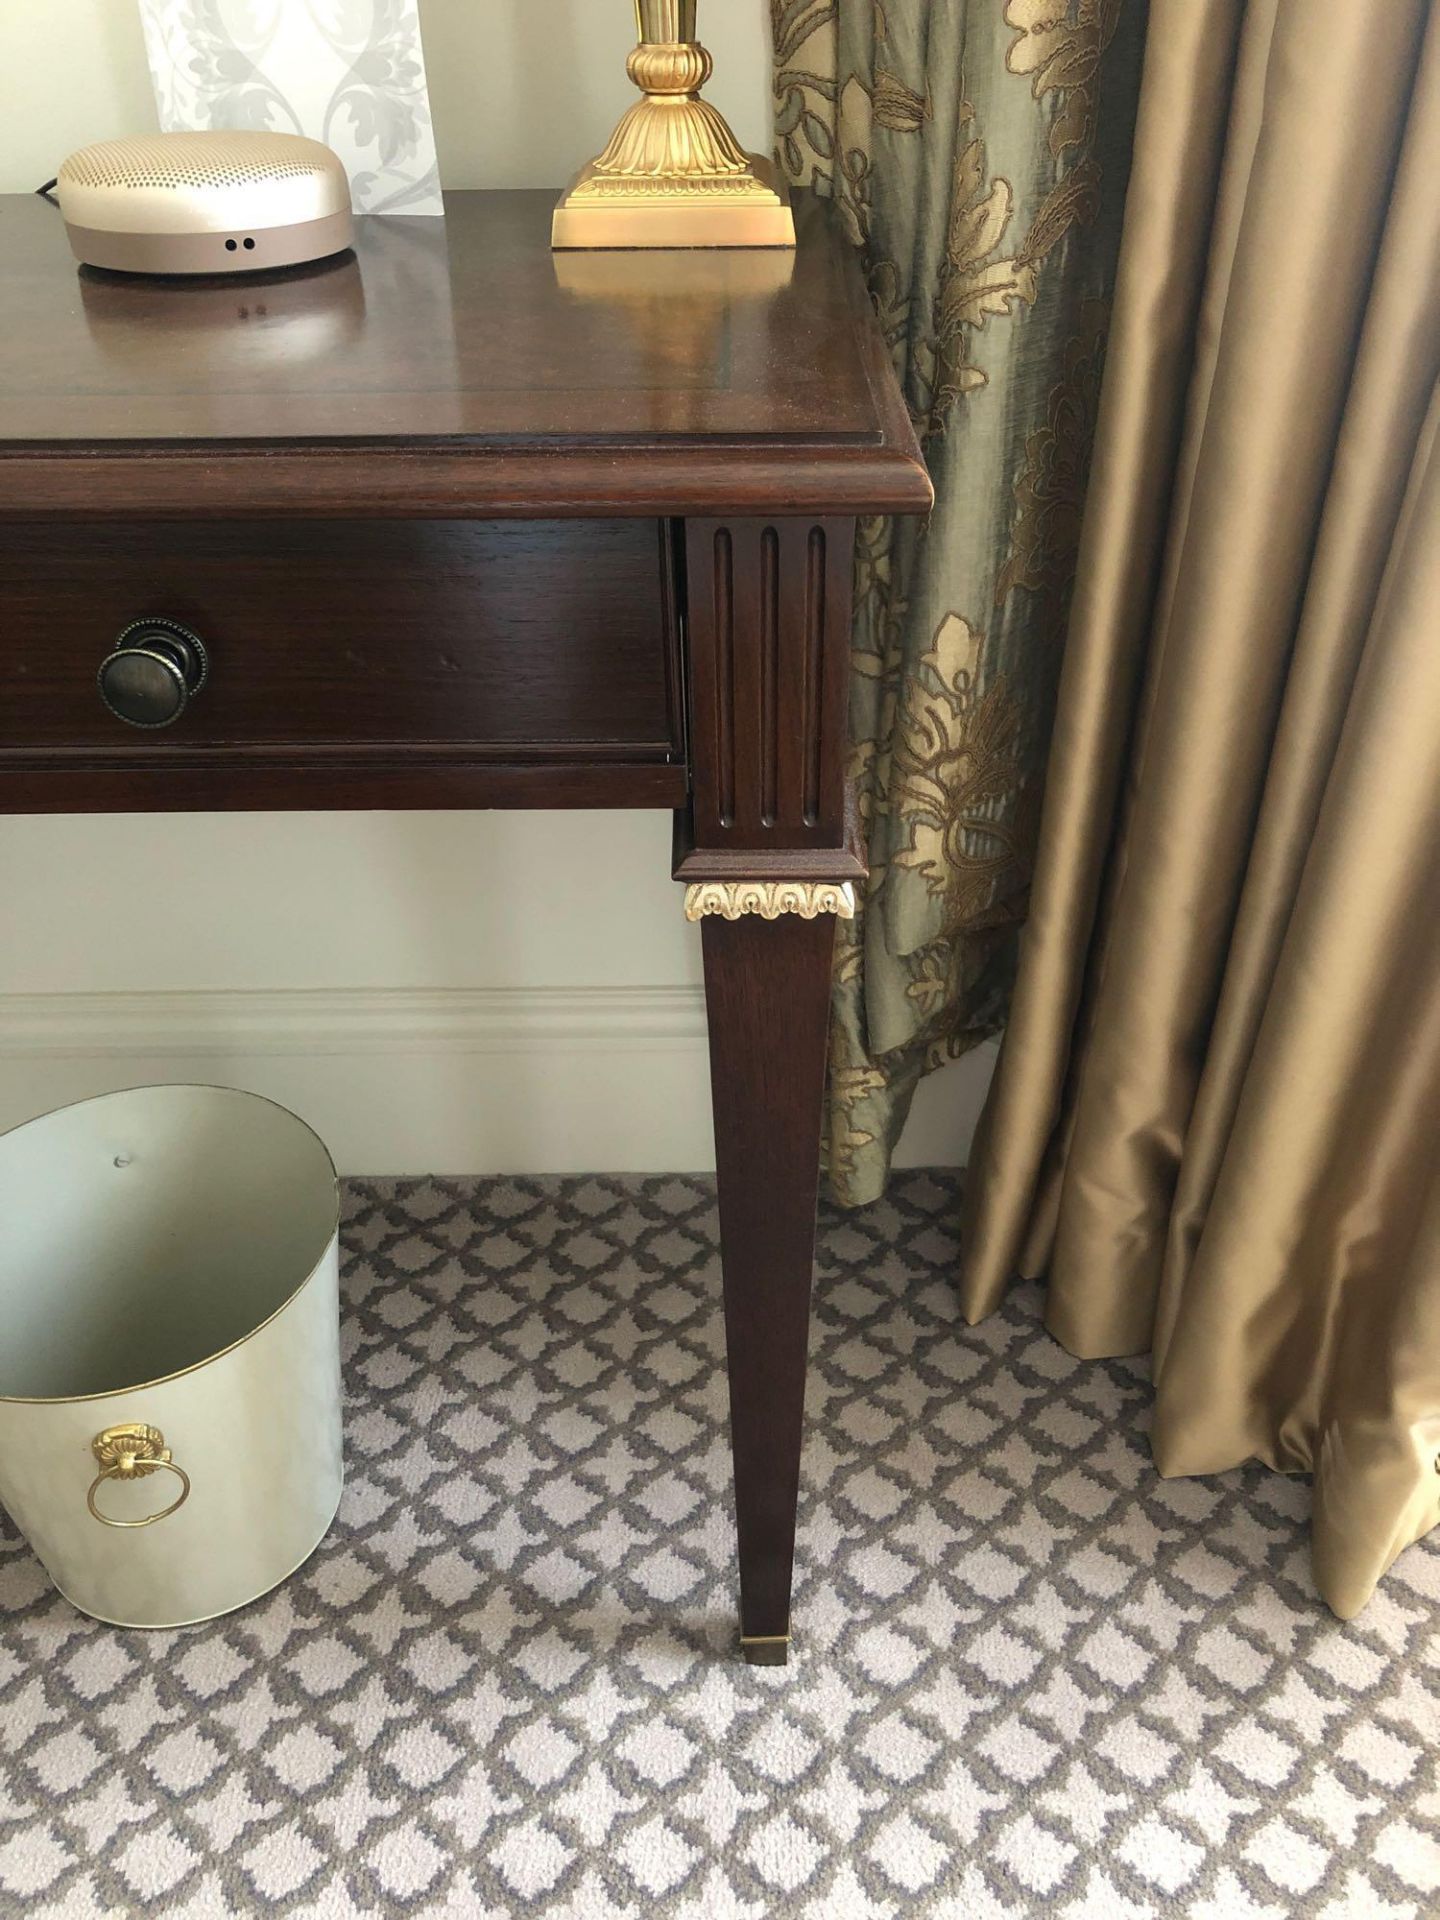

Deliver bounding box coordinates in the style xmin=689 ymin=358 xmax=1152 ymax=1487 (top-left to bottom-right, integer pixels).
xmin=2 ymin=1173 xmax=1438 ymax=1917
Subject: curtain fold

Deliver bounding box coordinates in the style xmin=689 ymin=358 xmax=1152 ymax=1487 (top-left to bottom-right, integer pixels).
xmin=958 ymin=0 xmax=1440 ymax=1617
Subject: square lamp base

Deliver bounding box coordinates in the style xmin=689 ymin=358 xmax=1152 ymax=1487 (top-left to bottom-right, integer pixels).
xmin=552 ymin=155 xmax=797 ymax=251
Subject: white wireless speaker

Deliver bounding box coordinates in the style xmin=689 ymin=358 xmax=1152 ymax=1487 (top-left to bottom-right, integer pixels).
xmin=56 ymin=131 xmax=353 ymax=276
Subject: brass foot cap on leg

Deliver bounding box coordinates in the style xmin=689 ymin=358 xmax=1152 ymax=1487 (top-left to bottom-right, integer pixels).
xmin=740 ymin=1630 xmax=791 ymax=1667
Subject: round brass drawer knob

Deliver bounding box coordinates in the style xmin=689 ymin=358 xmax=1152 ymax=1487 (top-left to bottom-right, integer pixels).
xmin=98 ymin=618 xmax=208 ymax=729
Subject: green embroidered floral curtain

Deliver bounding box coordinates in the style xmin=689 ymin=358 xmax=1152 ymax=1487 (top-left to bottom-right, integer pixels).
xmin=772 ymin=1 xmax=1147 ymax=1203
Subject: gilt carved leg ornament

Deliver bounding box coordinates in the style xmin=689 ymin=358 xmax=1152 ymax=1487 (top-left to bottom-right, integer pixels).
xmin=684 ymin=880 xmax=856 ymax=923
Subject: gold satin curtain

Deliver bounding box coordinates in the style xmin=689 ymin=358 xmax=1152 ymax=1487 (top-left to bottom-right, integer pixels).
xmin=958 ymin=0 xmax=1440 ymax=1617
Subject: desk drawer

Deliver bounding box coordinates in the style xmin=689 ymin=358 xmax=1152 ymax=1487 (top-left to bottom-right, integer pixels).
xmin=0 ymin=519 xmax=685 ymax=811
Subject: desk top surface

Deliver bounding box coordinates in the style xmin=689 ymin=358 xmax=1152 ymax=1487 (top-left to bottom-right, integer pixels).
xmin=0 ymin=190 xmax=929 ymax=518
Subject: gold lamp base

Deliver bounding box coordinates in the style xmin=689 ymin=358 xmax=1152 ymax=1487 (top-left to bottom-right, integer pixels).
xmin=553 ymin=0 xmax=796 ymax=251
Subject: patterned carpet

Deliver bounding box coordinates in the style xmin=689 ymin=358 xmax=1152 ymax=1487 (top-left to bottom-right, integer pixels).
xmin=1 ymin=1173 xmax=1439 ymax=1918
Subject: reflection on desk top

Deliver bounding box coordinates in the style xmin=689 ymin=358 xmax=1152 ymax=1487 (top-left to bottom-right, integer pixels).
xmin=0 ymin=190 xmax=932 ymax=518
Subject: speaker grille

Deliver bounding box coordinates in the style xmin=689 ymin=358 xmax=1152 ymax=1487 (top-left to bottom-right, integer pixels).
xmin=60 ymin=132 xmax=332 ymax=192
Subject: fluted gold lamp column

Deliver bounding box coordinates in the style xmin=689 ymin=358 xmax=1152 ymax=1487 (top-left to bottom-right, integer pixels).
xmin=552 ymin=0 xmax=795 ymax=250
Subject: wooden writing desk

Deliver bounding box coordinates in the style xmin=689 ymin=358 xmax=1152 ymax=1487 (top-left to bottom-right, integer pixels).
xmin=0 ymin=190 xmax=930 ymax=1662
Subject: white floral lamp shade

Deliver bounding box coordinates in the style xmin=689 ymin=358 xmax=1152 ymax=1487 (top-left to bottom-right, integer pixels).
xmin=137 ymin=1 xmax=443 ymax=215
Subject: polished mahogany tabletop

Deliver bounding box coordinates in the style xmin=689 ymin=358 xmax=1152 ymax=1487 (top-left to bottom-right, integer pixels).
xmin=0 ymin=191 xmax=926 ymax=465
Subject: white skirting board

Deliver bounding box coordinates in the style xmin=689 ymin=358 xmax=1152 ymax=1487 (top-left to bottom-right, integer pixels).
xmin=0 ymin=988 xmax=997 ymax=1176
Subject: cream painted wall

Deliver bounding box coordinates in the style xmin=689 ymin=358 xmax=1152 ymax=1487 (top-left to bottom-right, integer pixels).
xmin=2 ymin=1 xmax=775 ymax=199
xmin=0 ymin=0 xmax=996 ymax=1172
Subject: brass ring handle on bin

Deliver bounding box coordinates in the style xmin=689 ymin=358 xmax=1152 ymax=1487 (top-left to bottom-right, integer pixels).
xmin=86 ymin=1422 xmax=191 ymax=1529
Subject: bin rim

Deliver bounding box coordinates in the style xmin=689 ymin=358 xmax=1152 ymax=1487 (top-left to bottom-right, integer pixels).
xmin=0 ymin=1082 xmax=340 ymax=1408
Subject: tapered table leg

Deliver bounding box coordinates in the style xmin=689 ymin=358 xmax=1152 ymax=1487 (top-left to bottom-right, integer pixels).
xmin=700 ymin=907 xmax=836 ymax=1664
xmin=680 ymin=512 xmax=860 ymax=1661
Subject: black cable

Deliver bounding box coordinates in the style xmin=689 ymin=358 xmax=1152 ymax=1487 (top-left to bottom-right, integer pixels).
xmin=35 ymin=178 xmax=59 ymax=204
